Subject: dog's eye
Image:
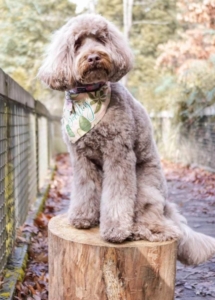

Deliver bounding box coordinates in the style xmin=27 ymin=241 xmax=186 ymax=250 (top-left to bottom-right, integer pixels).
xmin=74 ymin=39 xmax=82 ymax=50
xmin=96 ymin=37 xmax=106 ymax=45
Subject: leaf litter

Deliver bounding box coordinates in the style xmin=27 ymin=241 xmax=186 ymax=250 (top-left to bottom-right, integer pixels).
xmin=14 ymin=154 xmax=72 ymax=299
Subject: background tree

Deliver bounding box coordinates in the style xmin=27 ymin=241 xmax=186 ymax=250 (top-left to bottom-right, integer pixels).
xmin=97 ymin=0 xmax=177 ymax=110
xmin=97 ymin=0 xmax=123 ymax=28
xmin=156 ymin=0 xmax=215 ymax=122
xmin=0 ymin=0 xmax=76 ymax=113
xmin=4 ymin=0 xmax=211 ymax=121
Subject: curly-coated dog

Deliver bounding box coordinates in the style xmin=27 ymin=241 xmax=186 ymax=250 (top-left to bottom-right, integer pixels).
xmin=38 ymin=14 xmax=215 ymax=265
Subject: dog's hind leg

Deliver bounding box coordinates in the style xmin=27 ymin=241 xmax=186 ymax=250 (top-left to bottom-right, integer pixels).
xmin=68 ymin=149 xmax=102 ymax=229
xmin=132 ymin=162 xmax=182 ymax=242
xmin=132 ymin=164 xmax=215 ymax=265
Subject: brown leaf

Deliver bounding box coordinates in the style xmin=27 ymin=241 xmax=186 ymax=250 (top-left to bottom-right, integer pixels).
xmin=28 ymin=284 xmax=36 ymax=294
xmin=16 ymin=236 xmax=29 ymax=244
xmin=34 ymin=253 xmax=48 ymax=263
xmin=22 ymin=224 xmax=39 ymax=234
xmin=34 ymin=213 xmax=51 ymax=229
xmin=33 ymin=295 xmax=41 ymax=300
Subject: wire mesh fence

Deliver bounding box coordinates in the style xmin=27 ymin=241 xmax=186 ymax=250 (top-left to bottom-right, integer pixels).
xmin=180 ymin=117 xmax=215 ymax=171
xmin=0 ymin=69 xmax=63 ymax=273
xmin=0 ymin=99 xmax=7 ymax=273
xmin=9 ymin=104 xmax=30 ymax=226
xmin=151 ymin=115 xmax=215 ymax=172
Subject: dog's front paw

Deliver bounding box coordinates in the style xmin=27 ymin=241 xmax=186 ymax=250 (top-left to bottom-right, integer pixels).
xmin=130 ymin=225 xmax=153 ymax=241
xmin=68 ymin=205 xmax=100 ymax=229
xmin=100 ymin=223 xmax=131 ymax=243
xmin=69 ymin=217 xmax=99 ymax=229
xmin=131 ymin=223 xmax=182 ymax=242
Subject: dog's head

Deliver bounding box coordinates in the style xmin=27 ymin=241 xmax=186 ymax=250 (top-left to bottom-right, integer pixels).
xmin=38 ymin=14 xmax=133 ymax=90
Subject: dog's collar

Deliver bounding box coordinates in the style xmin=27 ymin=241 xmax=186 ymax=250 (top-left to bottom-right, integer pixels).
xmin=68 ymin=82 xmax=106 ymax=95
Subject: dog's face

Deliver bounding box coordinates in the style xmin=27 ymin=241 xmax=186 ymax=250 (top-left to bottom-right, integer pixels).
xmin=38 ymin=14 xmax=133 ymax=90
xmin=74 ymin=34 xmax=112 ymax=84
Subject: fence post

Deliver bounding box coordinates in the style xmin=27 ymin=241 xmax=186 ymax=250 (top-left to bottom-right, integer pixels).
xmin=35 ymin=114 xmax=39 ymax=193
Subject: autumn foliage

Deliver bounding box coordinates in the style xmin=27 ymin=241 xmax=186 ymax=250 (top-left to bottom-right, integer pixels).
xmin=157 ymin=0 xmax=215 ymax=73
xmin=150 ymin=0 xmax=215 ymax=122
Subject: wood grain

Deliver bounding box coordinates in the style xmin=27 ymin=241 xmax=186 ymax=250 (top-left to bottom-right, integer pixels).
xmin=48 ymin=214 xmax=177 ymax=300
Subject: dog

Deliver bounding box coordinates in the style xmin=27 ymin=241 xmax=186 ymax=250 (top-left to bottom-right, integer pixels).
xmin=38 ymin=14 xmax=215 ymax=265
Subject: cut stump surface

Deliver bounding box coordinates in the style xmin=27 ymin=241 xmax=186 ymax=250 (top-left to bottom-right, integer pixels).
xmin=48 ymin=214 xmax=177 ymax=300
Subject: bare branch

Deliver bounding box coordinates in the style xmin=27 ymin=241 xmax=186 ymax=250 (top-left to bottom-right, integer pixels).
xmin=133 ymin=20 xmax=171 ymax=25
xmin=123 ymin=0 xmax=134 ymax=40
xmin=133 ymin=0 xmax=157 ymax=12
xmin=123 ymin=0 xmax=133 ymax=85
xmin=133 ymin=0 xmax=157 ymax=5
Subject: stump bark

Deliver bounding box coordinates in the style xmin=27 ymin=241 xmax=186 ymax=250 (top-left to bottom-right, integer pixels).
xmin=48 ymin=214 xmax=177 ymax=300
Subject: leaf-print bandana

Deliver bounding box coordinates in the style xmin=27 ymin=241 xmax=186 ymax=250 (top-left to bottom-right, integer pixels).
xmin=63 ymin=82 xmax=111 ymax=143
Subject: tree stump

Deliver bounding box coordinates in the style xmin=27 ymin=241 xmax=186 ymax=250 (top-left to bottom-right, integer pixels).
xmin=48 ymin=214 xmax=177 ymax=300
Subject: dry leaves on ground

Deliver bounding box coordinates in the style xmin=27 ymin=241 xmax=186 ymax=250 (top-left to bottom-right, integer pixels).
xmin=162 ymin=160 xmax=215 ymax=200
xmin=14 ymin=154 xmax=72 ymax=300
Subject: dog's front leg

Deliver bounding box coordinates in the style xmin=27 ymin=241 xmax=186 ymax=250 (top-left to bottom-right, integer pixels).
xmin=100 ymin=147 xmax=137 ymax=243
xmin=68 ymin=151 xmax=102 ymax=229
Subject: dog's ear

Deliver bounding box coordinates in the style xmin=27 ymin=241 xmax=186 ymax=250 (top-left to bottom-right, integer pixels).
xmin=107 ymin=22 xmax=133 ymax=81
xmin=38 ymin=20 xmax=76 ymax=91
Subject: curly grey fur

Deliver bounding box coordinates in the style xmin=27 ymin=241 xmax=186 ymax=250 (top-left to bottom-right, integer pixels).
xmin=38 ymin=14 xmax=215 ymax=265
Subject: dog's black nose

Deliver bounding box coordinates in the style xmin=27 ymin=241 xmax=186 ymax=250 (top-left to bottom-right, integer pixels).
xmin=87 ymin=54 xmax=101 ymax=64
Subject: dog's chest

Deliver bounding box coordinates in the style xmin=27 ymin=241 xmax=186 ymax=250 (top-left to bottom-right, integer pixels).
xmin=74 ymin=120 xmax=121 ymax=160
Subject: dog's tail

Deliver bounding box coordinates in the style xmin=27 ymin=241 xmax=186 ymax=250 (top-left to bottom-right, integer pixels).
xmin=166 ymin=202 xmax=215 ymax=265
xmin=178 ymin=223 xmax=215 ymax=265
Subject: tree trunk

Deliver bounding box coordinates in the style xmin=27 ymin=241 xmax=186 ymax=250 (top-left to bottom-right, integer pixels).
xmin=48 ymin=214 xmax=177 ymax=300
xmin=122 ymin=0 xmax=133 ymax=86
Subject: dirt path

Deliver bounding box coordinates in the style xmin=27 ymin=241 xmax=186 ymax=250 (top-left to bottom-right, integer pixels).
xmin=14 ymin=155 xmax=215 ymax=299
